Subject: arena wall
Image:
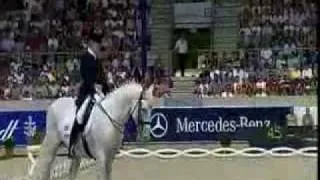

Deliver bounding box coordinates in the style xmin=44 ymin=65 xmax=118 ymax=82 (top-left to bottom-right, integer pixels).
xmin=0 ymin=96 xmax=316 ymax=111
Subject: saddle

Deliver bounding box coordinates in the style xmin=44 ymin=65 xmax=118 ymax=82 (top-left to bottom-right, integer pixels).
xmin=69 ymin=93 xmax=103 ymax=158
xmin=76 ymin=92 xmax=104 ymax=125
xmin=76 ymin=96 xmax=96 ymax=127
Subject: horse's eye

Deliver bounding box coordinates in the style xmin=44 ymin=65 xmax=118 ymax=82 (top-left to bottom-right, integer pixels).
xmin=141 ymin=108 xmax=149 ymax=114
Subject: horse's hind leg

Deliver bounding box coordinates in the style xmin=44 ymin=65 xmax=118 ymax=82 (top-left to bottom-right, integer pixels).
xmin=32 ymin=107 xmax=61 ymax=180
xmin=34 ymin=132 xmax=60 ymax=180
xmin=68 ymin=158 xmax=81 ymax=180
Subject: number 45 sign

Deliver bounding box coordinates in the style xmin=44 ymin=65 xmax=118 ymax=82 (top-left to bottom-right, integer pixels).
xmin=267 ymin=124 xmax=283 ymax=139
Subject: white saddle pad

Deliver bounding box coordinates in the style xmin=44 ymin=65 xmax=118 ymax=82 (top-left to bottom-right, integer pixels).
xmin=57 ymin=94 xmax=103 ymax=156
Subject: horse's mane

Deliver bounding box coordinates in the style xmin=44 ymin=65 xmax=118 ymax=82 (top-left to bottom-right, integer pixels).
xmin=103 ymin=81 xmax=142 ymax=101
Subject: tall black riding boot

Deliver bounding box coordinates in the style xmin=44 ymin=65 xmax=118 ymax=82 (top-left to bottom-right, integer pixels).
xmin=68 ymin=120 xmax=80 ymax=157
xmin=68 ymin=100 xmax=82 ymax=158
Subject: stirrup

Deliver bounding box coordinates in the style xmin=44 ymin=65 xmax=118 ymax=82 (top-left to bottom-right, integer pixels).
xmin=75 ymin=102 xmax=81 ymax=113
xmin=95 ymin=88 xmax=104 ymax=98
xmin=68 ymin=144 xmax=76 ymax=158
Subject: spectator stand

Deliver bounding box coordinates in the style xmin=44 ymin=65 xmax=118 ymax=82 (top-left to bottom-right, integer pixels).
xmin=0 ymin=0 xmax=160 ymax=99
xmin=193 ymin=48 xmax=317 ymax=98
xmin=186 ymin=0 xmax=319 ymax=98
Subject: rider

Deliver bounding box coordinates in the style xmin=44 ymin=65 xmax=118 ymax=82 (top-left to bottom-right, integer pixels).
xmin=68 ymin=35 xmax=100 ymax=157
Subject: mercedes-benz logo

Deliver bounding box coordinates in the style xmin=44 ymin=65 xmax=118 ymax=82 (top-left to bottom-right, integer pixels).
xmin=150 ymin=113 xmax=168 ymax=138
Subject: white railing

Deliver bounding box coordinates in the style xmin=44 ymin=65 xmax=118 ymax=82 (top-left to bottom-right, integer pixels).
xmin=26 ymin=145 xmax=317 ymax=179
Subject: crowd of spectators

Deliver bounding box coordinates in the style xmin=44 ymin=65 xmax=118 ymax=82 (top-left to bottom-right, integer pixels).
xmin=239 ymin=0 xmax=317 ymax=48
xmin=194 ymin=0 xmax=318 ymax=97
xmin=0 ymin=0 xmax=163 ymax=100
xmin=0 ymin=0 xmax=318 ymax=99
xmin=193 ymin=64 xmax=317 ymax=97
xmin=194 ymin=50 xmax=318 ymax=97
xmin=239 ymin=0 xmax=318 ymax=69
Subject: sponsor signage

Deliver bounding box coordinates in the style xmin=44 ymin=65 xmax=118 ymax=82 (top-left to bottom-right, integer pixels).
xmin=148 ymin=107 xmax=291 ymax=141
xmin=1 ymin=106 xmax=305 ymax=145
xmin=0 ymin=111 xmax=46 ymax=145
xmin=0 ymin=110 xmax=143 ymax=145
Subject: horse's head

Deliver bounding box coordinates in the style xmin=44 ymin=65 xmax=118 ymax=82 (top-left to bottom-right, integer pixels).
xmin=129 ymin=83 xmax=156 ymax=130
xmin=107 ymin=79 xmax=167 ymax=134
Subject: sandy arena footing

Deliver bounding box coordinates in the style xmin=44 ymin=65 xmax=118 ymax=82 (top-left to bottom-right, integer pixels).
xmin=0 ymin=156 xmax=316 ymax=180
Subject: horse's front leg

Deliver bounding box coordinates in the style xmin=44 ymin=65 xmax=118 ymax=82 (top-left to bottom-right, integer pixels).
xmin=105 ymin=147 xmax=119 ymax=180
xmin=96 ymin=158 xmax=107 ymax=180
xmin=105 ymin=158 xmax=114 ymax=180
xmin=96 ymin=152 xmax=114 ymax=180
xmin=68 ymin=158 xmax=81 ymax=180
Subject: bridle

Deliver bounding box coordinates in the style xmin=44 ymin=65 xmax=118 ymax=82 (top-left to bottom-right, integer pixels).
xmin=96 ymin=88 xmax=146 ymax=134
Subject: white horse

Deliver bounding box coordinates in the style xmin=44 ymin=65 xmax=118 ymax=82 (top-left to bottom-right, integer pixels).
xmin=32 ymin=82 xmax=156 ymax=180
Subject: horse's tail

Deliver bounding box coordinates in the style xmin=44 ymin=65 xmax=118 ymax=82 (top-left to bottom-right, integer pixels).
xmin=46 ymin=103 xmax=58 ymax=135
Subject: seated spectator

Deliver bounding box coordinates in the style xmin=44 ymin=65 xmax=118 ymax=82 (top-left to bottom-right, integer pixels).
xmin=2 ymin=83 xmax=11 ymax=100
xmin=255 ymin=78 xmax=267 ymax=97
xmin=210 ymin=73 xmax=222 ymax=97
xmin=302 ymin=66 xmax=313 ymax=79
xmin=260 ymin=46 xmax=273 ymax=68
xmin=0 ymin=30 xmax=16 ymax=52
xmin=47 ymin=79 xmax=59 ymax=98
xmin=22 ymin=78 xmax=33 ymax=98
xmin=47 ymin=33 xmax=59 ymax=52
xmin=22 ymin=90 xmax=33 ymax=100
xmin=232 ymin=76 xmax=242 ymax=96
xmin=10 ymin=82 xmax=22 ymax=99
xmin=197 ymin=53 xmax=208 ymax=69
xmin=34 ymin=77 xmax=49 ymax=99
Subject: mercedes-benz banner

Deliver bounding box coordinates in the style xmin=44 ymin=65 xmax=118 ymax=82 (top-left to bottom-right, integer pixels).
xmin=148 ymin=107 xmax=291 ymax=142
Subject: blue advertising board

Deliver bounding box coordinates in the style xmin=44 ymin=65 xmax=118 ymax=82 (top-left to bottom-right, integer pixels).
xmin=0 ymin=106 xmax=292 ymax=145
xmin=0 ymin=110 xmax=139 ymax=145
xmin=148 ymin=107 xmax=291 ymax=142
xmin=0 ymin=111 xmax=46 ymax=146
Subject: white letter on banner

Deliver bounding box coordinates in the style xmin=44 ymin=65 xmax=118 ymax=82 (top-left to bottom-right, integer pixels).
xmin=195 ymin=121 xmax=202 ymax=132
xmin=188 ymin=121 xmax=195 ymax=132
xmin=0 ymin=120 xmax=19 ymax=142
xmin=264 ymin=120 xmax=271 ymax=127
xmin=176 ymin=117 xmax=188 ymax=133
xmin=207 ymin=121 xmax=215 ymax=132
xmin=255 ymin=120 xmax=263 ymax=127
xmin=239 ymin=116 xmax=249 ymax=127
xmin=201 ymin=121 xmax=208 ymax=132
xmin=222 ymin=120 xmax=230 ymax=132
xmin=214 ymin=116 xmax=223 ymax=132
xmin=229 ymin=121 xmax=237 ymax=132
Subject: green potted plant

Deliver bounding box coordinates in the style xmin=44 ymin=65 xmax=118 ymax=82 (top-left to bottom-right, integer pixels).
xmin=3 ymin=137 xmax=15 ymax=158
xmin=219 ymin=134 xmax=232 ymax=147
xmin=0 ymin=141 xmax=3 ymax=158
xmin=32 ymin=130 xmax=44 ymax=145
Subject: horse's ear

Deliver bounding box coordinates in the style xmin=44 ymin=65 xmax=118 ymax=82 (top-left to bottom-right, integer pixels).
xmin=148 ymin=84 xmax=155 ymax=95
xmin=151 ymin=83 xmax=168 ymax=98
xmin=142 ymin=74 xmax=154 ymax=89
xmin=145 ymin=84 xmax=161 ymax=106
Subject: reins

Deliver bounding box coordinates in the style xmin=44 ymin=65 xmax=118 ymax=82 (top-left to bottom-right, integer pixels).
xmin=95 ymin=87 xmax=146 ymax=134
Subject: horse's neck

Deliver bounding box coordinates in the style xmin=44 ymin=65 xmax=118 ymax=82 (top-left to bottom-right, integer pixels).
xmin=100 ymin=84 xmax=142 ymax=124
